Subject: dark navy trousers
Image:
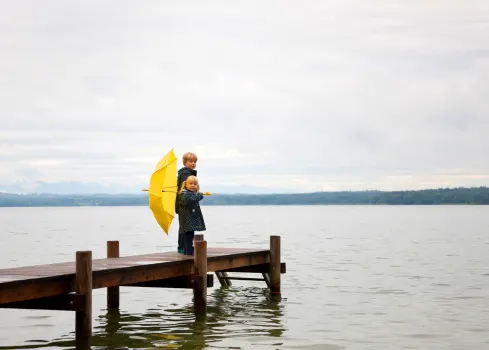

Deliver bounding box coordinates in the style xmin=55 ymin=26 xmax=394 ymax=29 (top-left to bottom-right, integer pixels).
xmin=178 ymin=232 xmax=184 ymax=253
xmin=182 ymin=231 xmax=195 ymax=255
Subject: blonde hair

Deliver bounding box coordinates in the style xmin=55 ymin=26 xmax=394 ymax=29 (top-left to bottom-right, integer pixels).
xmin=180 ymin=175 xmax=199 ymax=193
xmin=182 ymin=152 xmax=198 ymax=164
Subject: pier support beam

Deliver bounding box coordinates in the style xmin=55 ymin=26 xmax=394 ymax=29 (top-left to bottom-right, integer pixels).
xmin=107 ymin=241 xmax=120 ymax=309
xmin=215 ymin=271 xmax=226 ymax=286
xmin=222 ymin=272 xmax=232 ymax=286
xmin=215 ymin=271 xmax=232 ymax=287
xmin=193 ymin=240 xmax=207 ymax=314
xmin=75 ymin=251 xmax=92 ymax=345
xmin=270 ymin=235 xmax=281 ymax=295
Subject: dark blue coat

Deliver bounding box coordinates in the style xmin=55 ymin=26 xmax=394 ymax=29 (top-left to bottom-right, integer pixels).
xmin=175 ymin=167 xmax=197 ymax=214
xmin=177 ymin=189 xmax=206 ymax=233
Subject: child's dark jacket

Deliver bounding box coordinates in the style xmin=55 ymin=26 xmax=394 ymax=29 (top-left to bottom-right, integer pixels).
xmin=177 ymin=189 xmax=206 ymax=233
xmin=175 ymin=167 xmax=197 ymax=214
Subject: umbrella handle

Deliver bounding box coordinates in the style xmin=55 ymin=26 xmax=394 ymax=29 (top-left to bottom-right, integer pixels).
xmin=141 ymin=189 xmax=178 ymax=193
xmin=143 ymin=188 xmax=210 ymax=195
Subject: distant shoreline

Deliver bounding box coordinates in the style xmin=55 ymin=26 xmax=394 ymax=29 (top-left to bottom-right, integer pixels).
xmin=1 ymin=187 xmax=488 ymax=206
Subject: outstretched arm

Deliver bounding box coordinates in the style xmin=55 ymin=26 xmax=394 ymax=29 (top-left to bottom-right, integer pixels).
xmin=179 ymin=191 xmax=204 ymax=205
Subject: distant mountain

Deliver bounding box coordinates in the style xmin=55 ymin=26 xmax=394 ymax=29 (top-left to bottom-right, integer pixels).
xmin=0 ymin=181 xmax=293 ymax=195
xmin=1 ymin=187 xmax=488 ymax=206
xmin=0 ymin=181 xmax=143 ymax=195
xmin=204 ymin=184 xmax=293 ymax=194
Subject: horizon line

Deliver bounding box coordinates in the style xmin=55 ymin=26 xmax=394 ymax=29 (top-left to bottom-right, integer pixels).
xmin=1 ymin=185 xmax=488 ymax=196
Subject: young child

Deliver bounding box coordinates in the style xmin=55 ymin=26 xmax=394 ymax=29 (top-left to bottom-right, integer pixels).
xmin=178 ymin=175 xmax=206 ymax=255
xmin=176 ymin=152 xmax=198 ymax=254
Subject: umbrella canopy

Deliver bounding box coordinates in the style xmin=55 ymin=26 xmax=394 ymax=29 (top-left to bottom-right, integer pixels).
xmin=148 ymin=149 xmax=178 ymax=234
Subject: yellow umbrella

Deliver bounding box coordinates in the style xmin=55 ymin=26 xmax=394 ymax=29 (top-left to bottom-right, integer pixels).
xmin=143 ymin=149 xmax=212 ymax=234
xmin=146 ymin=149 xmax=178 ymax=234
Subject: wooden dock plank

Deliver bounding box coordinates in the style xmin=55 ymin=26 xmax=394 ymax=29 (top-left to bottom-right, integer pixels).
xmin=0 ymin=249 xmax=267 ymax=278
xmin=0 ymin=248 xmax=270 ymax=304
xmin=0 ymin=275 xmax=74 ymax=304
xmin=207 ymin=252 xmax=270 ymax=272
xmin=0 ymin=249 xmax=268 ymax=280
xmin=0 ymin=275 xmax=44 ymax=282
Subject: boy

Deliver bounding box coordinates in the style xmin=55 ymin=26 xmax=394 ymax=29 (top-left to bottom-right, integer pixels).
xmin=176 ymin=152 xmax=198 ymax=254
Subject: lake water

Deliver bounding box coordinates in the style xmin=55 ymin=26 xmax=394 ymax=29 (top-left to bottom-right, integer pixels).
xmin=1 ymin=205 xmax=489 ymax=349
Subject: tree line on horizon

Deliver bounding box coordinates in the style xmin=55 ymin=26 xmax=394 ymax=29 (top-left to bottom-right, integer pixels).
xmin=0 ymin=187 xmax=488 ymax=207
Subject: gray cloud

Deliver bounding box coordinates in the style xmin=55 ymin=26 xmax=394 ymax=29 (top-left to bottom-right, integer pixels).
xmin=1 ymin=0 xmax=488 ymax=193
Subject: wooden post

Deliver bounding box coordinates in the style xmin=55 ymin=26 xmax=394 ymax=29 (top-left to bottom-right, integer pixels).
xmin=193 ymin=240 xmax=207 ymax=313
xmin=270 ymin=236 xmax=281 ymax=295
xmin=262 ymin=273 xmax=271 ymax=288
xmin=107 ymin=241 xmax=120 ymax=309
xmin=221 ymin=271 xmax=231 ymax=286
xmin=76 ymin=251 xmax=92 ymax=344
xmin=215 ymin=271 xmax=232 ymax=287
xmin=215 ymin=272 xmax=227 ymax=287
xmin=194 ymin=234 xmax=203 ymax=258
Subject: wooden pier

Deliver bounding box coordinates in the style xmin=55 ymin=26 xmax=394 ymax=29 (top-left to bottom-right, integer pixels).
xmin=0 ymin=235 xmax=285 ymax=347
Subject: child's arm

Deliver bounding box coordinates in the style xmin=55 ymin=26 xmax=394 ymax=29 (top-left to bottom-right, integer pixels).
xmin=179 ymin=191 xmax=204 ymax=205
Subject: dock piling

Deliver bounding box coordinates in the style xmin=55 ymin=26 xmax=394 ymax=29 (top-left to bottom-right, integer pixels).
xmin=107 ymin=241 xmax=120 ymax=309
xmin=75 ymin=251 xmax=92 ymax=344
xmin=270 ymin=235 xmax=281 ymax=295
xmin=193 ymin=240 xmax=207 ymax=313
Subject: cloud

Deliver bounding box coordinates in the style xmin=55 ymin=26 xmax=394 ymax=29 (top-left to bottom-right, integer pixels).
xmin=0 ymin=0 xmax=488 ymax=192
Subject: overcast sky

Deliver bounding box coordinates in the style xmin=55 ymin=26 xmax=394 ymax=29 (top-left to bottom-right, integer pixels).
xmin=1 ymin=1 xmax=488 ymax=193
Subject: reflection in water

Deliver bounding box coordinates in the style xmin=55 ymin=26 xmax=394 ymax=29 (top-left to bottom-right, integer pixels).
xmin=0 ymin=286 xmax=284 ymax=349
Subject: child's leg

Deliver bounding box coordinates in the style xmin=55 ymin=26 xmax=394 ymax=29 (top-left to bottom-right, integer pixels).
xmin=177 ymin=232 xmax=183 ymax=254
xmin=182 ymin=231 xmax=195 ymax=255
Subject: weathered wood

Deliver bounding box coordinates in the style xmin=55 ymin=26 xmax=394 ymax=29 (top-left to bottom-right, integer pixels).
xmin=0 ymin=242 xmax=287 ymax=350
xmin=219 ymin=263 xmax=286 ymax=274
xmin=219 ymin=276 xmax=265 ymax=282
xmin=107 ymin=241 xmax=120 ymax=309
xmin=76 ymin=251 xmax=92 ymax=343
xmin=193 ymin=240 xmax=207 ymax=312
xmin=215 ymin=271 xmax=232 ymax=287
xmin=207 ymin=252 xmax=269 ymax=272
xmin=270 ymin=235 xmax=281 ymax=295
xmin=0 ymin=249 xmax=270 ymax=304
xmin=0 ymin=275 xmax=74 ymax=304
xmin=0 ymin=241 xmax=286 ymax=348
xmin=124 ymin=274 xmax=213 ymax=288
xmin=215 ymin=271 xmax=227 ymax=287
xmin=0 ymin=293 xmax=84 ymax=311
xmin=92 ymin=260 xmax=194 ymax=289
xmin=221 ymin=271 xmax=231 ymax=286
xmin=0 ymin=248 xmax=266 ymax=279
xmin=262 ymin=273 xmax=271 ymax=288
